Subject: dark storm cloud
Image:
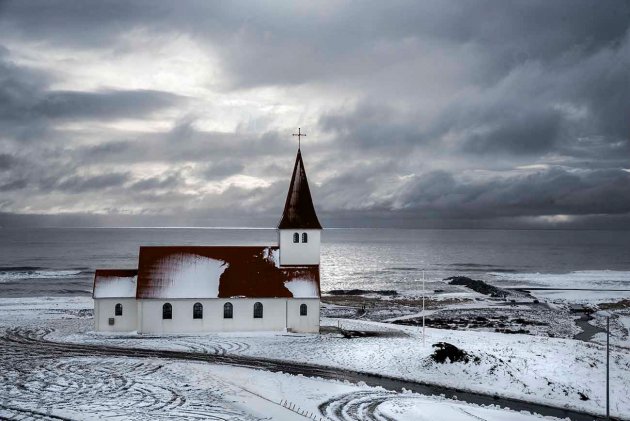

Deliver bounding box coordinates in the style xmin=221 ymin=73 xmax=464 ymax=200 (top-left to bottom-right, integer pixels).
xmin=0 ymin=154 xmax=18 ymax=170
xmin=0 ymin=49 xmax=183 ymax=127
xmin=33 ymin=89 xmax=183 ymax=120
xmin=462 ymin=109 xmax=562 ymax=155
xmin=76 ymin=123 xmax=290 ymax=165
xmin=0 ymin=178 xmax=28 ymax=192
xmin=0 ymin=1 xmax=629 ymax=227
xmin=3 ymin=1 xmax=628 ymax=84
xmin=319 ymin=103 xmax=427 ymax=153
xmin=54 ymin=172 xmax=130 ymax=193
xmin=129 ymin=174 xmax=181 ymax=192
xmin=0 ymin=0 xmax=167 ymax=47
xmin=394 ymin=168 xmax=630 ymax=219
xmin=202 ymin=160 xmax=245 ymax=180
xmin=320 ymin=34 xmax=630 ymax=160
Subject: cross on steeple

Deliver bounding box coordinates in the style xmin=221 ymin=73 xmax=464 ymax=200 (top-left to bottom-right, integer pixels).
xmin=292 ymin=128 xmax=306 ymax=149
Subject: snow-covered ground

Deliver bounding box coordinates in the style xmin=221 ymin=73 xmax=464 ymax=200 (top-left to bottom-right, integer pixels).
xmin=0 ymin=355 xmax=561 ymax=421
xmin=0 ymin=297 xmax=571 ymax=421
xmin=488 ymin=270 xmax=630 ymax=303
xmin=57 ymin=317 xmax=629 ymax=418
xmin=589 ymin=310 xmax=630 ymax=348
xmin=2 ymin=297 xmax=629 ymax=419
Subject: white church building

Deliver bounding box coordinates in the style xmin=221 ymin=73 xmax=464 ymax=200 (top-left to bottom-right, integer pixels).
xmin=92 ymin=146 xmax=323 ymax=334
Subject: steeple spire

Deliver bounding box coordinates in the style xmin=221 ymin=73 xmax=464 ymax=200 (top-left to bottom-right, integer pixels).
xmin=277 ymin=148 xmax=322 ymax=229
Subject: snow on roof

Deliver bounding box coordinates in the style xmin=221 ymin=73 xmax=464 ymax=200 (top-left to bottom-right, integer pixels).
xmin=262 ymin=247 xmax=280 ymax=267
xmin=146 ymin=254 xmax=228 ymax=299
xmin=284 ymin=279 xmax=319 ymax=298
xmin=136 ymin=246 xmax=319 ymax=299
xmin=93 ymin=269 xmax=138 ymax=298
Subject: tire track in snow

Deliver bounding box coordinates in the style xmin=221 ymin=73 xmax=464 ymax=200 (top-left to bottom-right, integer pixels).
xmin=319 ymin=391 xmax=497 ymax=421
xmin=72 ymin=333 xmax=252 ymax=356
xmin=0 ymin=329 xmax=263 ymax=420
xmin=319 ymin=390 xmax=405 ymax=421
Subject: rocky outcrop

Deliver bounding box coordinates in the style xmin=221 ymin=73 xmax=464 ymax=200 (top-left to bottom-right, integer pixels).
xmin=430 ymin=342 xmax=480 ymax=364
xmin=444 ymin=276 xmax=509 ymax=298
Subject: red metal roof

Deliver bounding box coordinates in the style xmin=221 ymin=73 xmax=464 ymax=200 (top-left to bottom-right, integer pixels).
xmin=278 ymin=149 xmax=322 ymax=229
xmin=136 ymin=246 xmax=320 ymax=299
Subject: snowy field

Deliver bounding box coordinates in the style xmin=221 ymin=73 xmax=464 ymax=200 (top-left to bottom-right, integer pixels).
xmin=488 ymin=271 xmax=630 ymax=304
xmin=1 ymin=298 xmax=629 ymax=419
xmin=0 ymin=297 xmax=575 ymax=421
xmin=0 ymin=355 xmax=563 ymax=421
xmin=56 ymin=316 xmax=630 ymax=419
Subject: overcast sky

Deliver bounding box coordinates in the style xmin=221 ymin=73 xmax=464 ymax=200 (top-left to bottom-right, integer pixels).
xmin=0 ymin=0 xmax=629 ymax=228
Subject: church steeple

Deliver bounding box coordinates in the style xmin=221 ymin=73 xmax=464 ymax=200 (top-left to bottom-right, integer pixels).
xmin=278 ymin=148 xmax=322 ymax=229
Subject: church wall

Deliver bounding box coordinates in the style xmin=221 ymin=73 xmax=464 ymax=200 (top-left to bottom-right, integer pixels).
xmin=286 ymin=298 xmax=320 ymax=333
xmin=279 ymin=229 xmax=321 ymax=266
xmin=94 ymin=298 xmax=138 ymax=332
xmin=137 ymin=298 xmax=297 ymax=334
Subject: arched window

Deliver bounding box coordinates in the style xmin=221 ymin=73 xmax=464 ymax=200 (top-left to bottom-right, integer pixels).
xmin=300 ymin=303 xmax=307 ymax=316
xmin=223 ymin=302 xmax=233 ymax=319
xmin=162 ymin=303 xmax=172 ymax=320
xmin=302 ymin=232 xmax=308 ymax=243
xmin=293 ymin=232 xmax=299 ymax=243
xmin=253 ymin=302 xmax=263 ymax=318
xmin=115 ymin=303 xmax=123 ymax=316
xmin=193 ymin=302 xmax=203 ymax=319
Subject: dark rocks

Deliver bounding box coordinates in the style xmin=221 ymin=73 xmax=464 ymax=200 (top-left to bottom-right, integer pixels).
xmin=444 ymin=276 xmax=509 ymax=298
xmin=430 ymin=342 xmax=480 ymax=364
xmin=327 ymin=289 xmax=398 ymax=296
xmin=495 ymin=328 xmax=530 ymax=334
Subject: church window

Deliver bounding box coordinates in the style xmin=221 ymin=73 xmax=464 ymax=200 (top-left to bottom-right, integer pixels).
xmin=193 ymin=302 xmax=203 ymax=319
xmin=293 ymin=232 xmax=299 ymax=243
xmin=300 ymin=303 xmax=307 ymax=316
xmin=253 ymin=302 xmax=263 ymax=318
xmin=115 ymin=303 xmax=123 ymax=316
xmin=163 ymin=303 xmax=172 ymax=320
xmin=223 ymin=302 xmax=233 ymax=319
xmin=302 ymin=232 xmax=308 ymax=243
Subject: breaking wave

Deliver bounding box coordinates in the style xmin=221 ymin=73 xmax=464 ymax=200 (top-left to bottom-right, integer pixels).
xmin=488 ymin=270 xmax=630 ymax=289
xmin=0 ymin=268 xmax=88 ymax=282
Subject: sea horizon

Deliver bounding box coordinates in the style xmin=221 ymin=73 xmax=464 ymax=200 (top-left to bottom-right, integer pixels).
xmin=2 ymin=227 xmax=629 ymax=300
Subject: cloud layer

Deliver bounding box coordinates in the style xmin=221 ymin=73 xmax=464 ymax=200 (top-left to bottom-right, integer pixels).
xmin=0 ymin=1 xmax=629 ymax=228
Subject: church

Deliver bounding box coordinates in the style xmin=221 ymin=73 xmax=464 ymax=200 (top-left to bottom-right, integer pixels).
xmin=92 ymin=142 xmax=322 ymax=334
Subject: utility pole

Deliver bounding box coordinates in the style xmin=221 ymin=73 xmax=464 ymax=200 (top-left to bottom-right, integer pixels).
xmin=607 ymin=314 xmax=610 ymax=419
xmin=422 ymin=270 xmax=426 ymax=347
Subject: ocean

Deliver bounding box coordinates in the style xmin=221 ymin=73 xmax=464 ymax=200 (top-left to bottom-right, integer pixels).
xmin=1 ymin=227 xmax=629 ymax=298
